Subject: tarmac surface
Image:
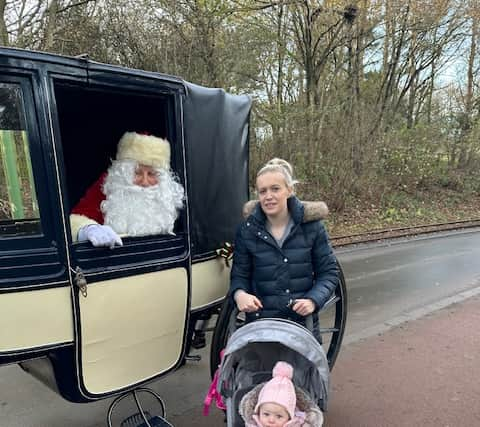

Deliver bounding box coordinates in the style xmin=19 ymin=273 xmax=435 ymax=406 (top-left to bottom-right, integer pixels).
xmin=325 ymin=294 xmax=480 ymax=427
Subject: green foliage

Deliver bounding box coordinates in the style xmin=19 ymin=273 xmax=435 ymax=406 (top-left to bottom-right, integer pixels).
xmin=0 ymin=130 xmax=39 ymax=219
xmin=376 ymin=122 xmax=473 ymax=192
xmin=379 ymin=192 xmax=425 ymax=224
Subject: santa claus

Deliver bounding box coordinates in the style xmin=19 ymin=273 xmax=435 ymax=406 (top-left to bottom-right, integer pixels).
xmin=70 ymin=131 xmax=185 ymax=248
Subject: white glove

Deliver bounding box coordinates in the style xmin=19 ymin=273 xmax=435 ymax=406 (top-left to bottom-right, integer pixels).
xmin=78 ymin=224 xmax=123 ymax=248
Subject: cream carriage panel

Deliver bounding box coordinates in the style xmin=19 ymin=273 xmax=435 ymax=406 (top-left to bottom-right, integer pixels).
xmin=79 ymin=268 xmax=188 ymax=394
xmin=0 ymin=287 xmax=73 ymax=351
xmin=191 ymin=258 xmax=230 ymax=310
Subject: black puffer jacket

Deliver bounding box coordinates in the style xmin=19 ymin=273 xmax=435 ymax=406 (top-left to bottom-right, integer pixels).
xmin=230 ymin=196 xmax=339 ymax=324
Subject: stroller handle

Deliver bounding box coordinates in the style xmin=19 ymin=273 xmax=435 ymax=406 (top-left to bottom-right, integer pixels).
xmin=230 ymin=305 xmax=315 ymax=334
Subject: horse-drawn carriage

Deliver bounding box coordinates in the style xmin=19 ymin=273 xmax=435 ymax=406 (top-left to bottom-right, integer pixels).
xmin=0 ymin=48 xmax=346 ymax=425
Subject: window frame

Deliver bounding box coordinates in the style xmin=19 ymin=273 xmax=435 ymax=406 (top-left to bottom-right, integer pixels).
xmin=49 ymin=72 xmax=190 ymax=281
xmin=0 ymin=70 xmax=71 ymax=289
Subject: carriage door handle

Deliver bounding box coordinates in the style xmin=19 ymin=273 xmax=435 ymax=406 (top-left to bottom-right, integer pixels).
xmin=73 ymin=266 xmax=88 ymax=298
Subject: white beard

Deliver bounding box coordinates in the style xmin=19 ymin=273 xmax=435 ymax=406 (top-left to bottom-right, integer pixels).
xmin=101 ymin=160 xmax=185 ymax=237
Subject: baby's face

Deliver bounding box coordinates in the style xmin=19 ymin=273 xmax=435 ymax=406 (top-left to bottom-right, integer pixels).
xmin=258 ymin=402 xmax=290 ymax=427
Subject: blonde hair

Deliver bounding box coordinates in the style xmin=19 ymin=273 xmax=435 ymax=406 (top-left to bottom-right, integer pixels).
xmin=256 ymin=158 xmax=298 ymax=191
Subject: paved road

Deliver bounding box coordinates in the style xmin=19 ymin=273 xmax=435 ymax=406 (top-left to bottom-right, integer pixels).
xmin=326 ymin=293 xmax=480 ymax=426
xmin=0 ymin=230 xmax=479 ymax=427
xmin=338 ymin=229 xmax=480 ymax=339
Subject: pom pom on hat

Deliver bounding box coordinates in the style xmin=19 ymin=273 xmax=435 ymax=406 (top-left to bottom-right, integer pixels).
xmin=116 ymin=131 xmax=171 ymax=169
xmin=272 ymin=361 xmax=293 ymax=379
xmin=254 ymin=361 xmax=296 ymax=420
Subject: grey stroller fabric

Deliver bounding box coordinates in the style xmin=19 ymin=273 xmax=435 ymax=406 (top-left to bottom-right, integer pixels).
xmin=217 ymin=318 xmax=330 ymax=426
xmin=218 ymin=319 xmax=329 ymax=407
xmin=239 ymin=383 xmax=324 ymax=427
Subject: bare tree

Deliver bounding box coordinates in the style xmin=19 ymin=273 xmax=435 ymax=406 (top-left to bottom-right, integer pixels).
xmin=375 ymin=0 xmax=466 ymax=133
xmin=457 ymin=2 xmax=480 ymax=168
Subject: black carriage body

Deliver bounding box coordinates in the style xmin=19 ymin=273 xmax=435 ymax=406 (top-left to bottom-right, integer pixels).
xmin=0 ymin=48 xmax=250 ymax=402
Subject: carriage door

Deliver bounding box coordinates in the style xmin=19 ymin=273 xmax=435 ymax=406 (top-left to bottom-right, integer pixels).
xmin=51 ymin=75 xmax=190 ymax=398
xmin=0 ymin=74 xmax=72 ymax=365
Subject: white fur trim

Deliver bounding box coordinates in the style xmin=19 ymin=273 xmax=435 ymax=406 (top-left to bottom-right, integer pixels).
xmin=70 ymin=213 xmax=98 ymax=241
xmin=116 ymin=132 xmax=171 ymax=169
xmin=303 ymin=201 xmax=329 ymax=222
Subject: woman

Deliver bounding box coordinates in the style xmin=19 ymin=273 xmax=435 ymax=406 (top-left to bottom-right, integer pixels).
xmin=230 ymin=158 xmax=339 ymax=327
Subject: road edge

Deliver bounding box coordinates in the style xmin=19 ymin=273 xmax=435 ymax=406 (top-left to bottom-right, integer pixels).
xmin=334 ymin=227 xmax=480 ymax=254
xmin=342 ymin=284 xmax=480 ymax=346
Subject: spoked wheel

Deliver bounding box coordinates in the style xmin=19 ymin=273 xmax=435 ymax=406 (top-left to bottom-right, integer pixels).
xmin=210 ymin=260 xmax=347 ymax=376
xmin=319 ymin=261 xmax=347 ymax=368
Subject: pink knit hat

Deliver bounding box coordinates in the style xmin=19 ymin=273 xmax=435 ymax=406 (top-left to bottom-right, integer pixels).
xmin=254 ymin=361 xmax=296 ymax=420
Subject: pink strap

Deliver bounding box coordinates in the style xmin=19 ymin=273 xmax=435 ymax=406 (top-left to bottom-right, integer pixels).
xmin=203 ymin=350 xmax=226 ymax=416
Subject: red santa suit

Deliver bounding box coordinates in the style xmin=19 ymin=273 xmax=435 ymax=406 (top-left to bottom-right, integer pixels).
xmin=71 ymin=172 xmax=108 ymax=224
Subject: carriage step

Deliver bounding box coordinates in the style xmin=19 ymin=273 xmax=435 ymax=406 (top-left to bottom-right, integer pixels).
xmin=107 ymin=387 xmax=172 ymax=427
xmin=121 ymin=411 xmax=173 ymax=427
xmin=185 ymin=354 xmax=202 ymax=362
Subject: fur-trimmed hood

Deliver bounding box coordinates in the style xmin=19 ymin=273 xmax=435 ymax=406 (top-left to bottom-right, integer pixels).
xmin=239 ymin=383 xmax=324 ymax=427
xmin=243 ymin=198 xmax=329 ymax=223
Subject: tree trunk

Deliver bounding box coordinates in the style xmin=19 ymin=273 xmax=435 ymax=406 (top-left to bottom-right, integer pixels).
xmin=274 ymin=2 xmax=286 ymax=156
xmin=0 ymin=0 xmax=8 ymax=46
xmin=459 ymin=11 xmax=478 ymax=168
xmin=43 ymin=0 xmax=60 ymax=51
xmin=383 ymin=0 xmax=392 ymax=72
xmin=406 ymin=29 xmax=417 ymax=129
xmin=351 ymin=0 xmax=367 ymax=176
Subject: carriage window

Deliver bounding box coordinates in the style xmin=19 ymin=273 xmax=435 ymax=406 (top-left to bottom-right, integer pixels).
xmin=0 ymin=83 xmax=41 ymax=236
xmin=55 ymin=81 xmax=185 ymax=244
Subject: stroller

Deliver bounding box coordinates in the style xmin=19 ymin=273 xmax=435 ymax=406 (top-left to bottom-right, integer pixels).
xmin=217 ymin=317 xmax=330 ymax=427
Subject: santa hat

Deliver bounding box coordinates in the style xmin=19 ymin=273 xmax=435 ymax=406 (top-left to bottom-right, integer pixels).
xmin=254 ymin=361 xmax=296 ymax=420
xmin=116 ymin=131 xmax=171 ymax=169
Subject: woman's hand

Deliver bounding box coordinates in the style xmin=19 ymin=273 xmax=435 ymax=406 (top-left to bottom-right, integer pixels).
xmin=234 ymin=290 xmax=263 ymax=313
xmin=292 ymin=299 xmax=315 ymax=316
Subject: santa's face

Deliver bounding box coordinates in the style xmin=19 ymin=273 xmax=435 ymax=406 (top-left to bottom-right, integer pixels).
xmin=134 ymin=164 xmax=159 ymax=187
xmin=101 ymin=160 xmax=184 ymax=236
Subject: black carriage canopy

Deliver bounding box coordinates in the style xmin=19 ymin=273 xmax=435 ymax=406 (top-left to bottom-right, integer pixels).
xmin=183 ymin=82 xmax=251 ymax=259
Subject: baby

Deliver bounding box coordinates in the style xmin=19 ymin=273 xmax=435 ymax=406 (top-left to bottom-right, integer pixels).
xmin=245 ymin=361 xmax=323 ymax=427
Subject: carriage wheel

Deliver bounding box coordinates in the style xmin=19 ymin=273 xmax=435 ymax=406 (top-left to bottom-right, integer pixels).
xmin=210 ymin=260 xmax=347 ymax=376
